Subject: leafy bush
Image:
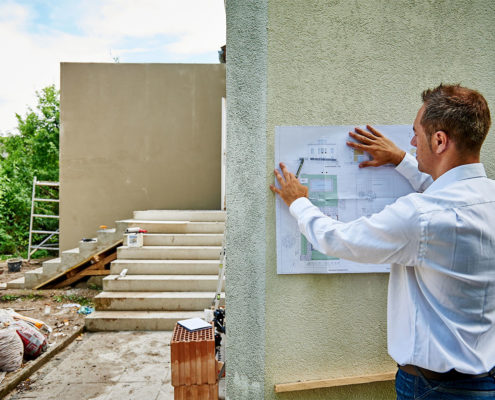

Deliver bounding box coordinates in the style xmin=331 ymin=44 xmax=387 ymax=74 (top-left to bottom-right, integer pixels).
xmin=0 ymin=85 xmax=59 ymax=256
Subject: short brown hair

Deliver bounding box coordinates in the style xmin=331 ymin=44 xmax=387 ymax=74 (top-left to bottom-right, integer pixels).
xmin=421 ymin=84 xmax=491 ymax=153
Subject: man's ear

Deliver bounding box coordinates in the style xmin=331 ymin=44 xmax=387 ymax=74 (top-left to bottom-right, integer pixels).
xmin=431 ymin=130 xmax=449 ymax=154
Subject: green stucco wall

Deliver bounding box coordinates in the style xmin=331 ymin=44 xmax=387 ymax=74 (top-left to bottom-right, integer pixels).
xmin=226 ymin=1 xmax=495 ymax=399
xmin=225 ymin=2 xmax=268 ymax=399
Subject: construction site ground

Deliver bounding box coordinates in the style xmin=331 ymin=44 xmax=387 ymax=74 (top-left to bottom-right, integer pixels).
xmin=0 ymin=259 xmax=98 ymax=397
xmin=0 ymin=260 xmax=176 ymax=399
xmin=4 ymin=331 xmax=176 ymax=400
xmin=0 ymin=259 xmax=99 ymax=341
xmin=0 ymin=260 xmax=226 ymax=399
xmin=0 ymin=259 xmax=44 ymax=288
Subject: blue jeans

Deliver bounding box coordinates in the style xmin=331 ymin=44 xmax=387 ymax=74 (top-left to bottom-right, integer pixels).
xmin=396 ymin=368 xmax=495 ymax=399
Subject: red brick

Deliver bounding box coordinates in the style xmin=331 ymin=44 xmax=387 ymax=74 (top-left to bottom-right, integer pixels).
xmin=174 ymin=383 xmax=218 ymax=400
xmin=171 ymin=323 xmax=216 ymax=387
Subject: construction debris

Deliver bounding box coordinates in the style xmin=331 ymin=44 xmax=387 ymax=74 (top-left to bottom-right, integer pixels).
xmin=0 ymin=327 xmax=23 ymax=372
xmin=77 ymin=306 xmax=94 ymax=315
xmin=113 ymin=268 xmax=128 ymax=280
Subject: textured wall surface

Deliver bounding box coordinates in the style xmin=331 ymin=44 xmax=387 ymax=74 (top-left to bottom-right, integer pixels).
xmin=264 ymin=1 xmax=494 ymax=399
xmin=60 ymin=63 xmax=225 ymax=250
xmin=226 ymin=0 xmax=494 ymax=399
xmin=225 ymin=2 xmax=268 ymax=399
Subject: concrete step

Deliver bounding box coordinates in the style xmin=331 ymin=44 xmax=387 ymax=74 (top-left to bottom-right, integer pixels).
xmin=41 ymin=257 xmax=63 ymax=275
xmin=85 ymin=310 xmax=204 ymax=331
xmin=125 ymin=233 xmax=223 ymax=247
xmin=6 ymin=277 xmax=25 ymax=289
xmin=110 ymin=260 xmax=220 ymax=275
xmin=117 ymin=246 xmax=222 ymax=260
xmin=102 ymin=275 xmax=223 ymax=292
xmin=97 ymin=227 xmax=125 ymax=248
xmin=61 ymin=247 xmax=84 ymax=266
xmin=118 ymin=220 xmax=225 ymax=234
xmin=79 ymin=238 xmax=98 ymax=258
xmin=133 ymin=210 xmax=226 ymax=222
xmin=94 ymin=291 xmax=225 ymax=311
xmin=24 ymin=267 xmax=45 ymax=288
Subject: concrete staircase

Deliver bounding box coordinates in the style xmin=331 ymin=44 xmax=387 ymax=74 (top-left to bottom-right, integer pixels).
xmin=7 ymin=226 xmax=125 ymax=289
xmin=85 ymin=210 xmax=226 ymax=331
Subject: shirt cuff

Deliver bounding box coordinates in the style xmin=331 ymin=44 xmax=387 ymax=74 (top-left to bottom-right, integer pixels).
xmin=395 ymin=152 xmax=417 ymax=176
xmin=289 ymin=197 xmax=314 ymax=219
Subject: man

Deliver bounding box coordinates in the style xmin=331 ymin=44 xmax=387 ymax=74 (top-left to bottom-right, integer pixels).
xmin=270 ymin=84 xmax=495 ymax=399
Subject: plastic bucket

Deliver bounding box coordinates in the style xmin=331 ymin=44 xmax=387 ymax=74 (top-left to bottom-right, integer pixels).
xmin=7 ymin=258 xmax=22 ymax=273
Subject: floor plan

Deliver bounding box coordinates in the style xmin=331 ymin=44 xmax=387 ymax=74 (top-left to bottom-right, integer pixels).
xmin=275 ymin=125 xmax=416 ymax=274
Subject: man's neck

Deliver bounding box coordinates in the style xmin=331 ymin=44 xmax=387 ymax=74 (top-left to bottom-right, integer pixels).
xmin=431 ymin=153 xmax=480 ymax=181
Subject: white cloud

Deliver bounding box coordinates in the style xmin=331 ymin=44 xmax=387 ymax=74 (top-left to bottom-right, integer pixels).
xmin=79 ymin=0 xmax=225 ymax=54
xmin=0 ymin=0 xmax=226 ymax=134
xmin=0 ymin=1 xmax=111 ymax=133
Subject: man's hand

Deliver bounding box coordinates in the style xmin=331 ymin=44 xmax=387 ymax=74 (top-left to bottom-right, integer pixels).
xmin=347 ymin=125 xmax=405 ymax=168
xmin=270 ymin=162 xmax=309 ymax=207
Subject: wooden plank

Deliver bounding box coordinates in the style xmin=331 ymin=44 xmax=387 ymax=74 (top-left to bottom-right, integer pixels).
xmin=84 ymin=253 xmax=117 ymax=271
xmin=274 ymin=371 xmax=396 ymax=393
xmin=51 ymin=252 xmax=117 ymax=289
xmin=79 ymin=270 xmax=110 ymax=276
xmin=33 ymin=240 xmax=122 ymax=289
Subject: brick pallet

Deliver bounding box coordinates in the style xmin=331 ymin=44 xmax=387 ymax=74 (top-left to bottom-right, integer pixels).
xmin=171 ymin=323 xmax=218 ymax=400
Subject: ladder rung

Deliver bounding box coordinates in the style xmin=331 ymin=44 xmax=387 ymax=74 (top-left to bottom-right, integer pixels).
xmin=35 ymin=181 xmax=59 ymax=187
xmin=32 ymin=214 xmax=59 ymax=219
xmin=32 ymin=230 xmax=60 ymax=235
xmin=31 ymin=246 xmax=59 ymax=251
xmin=33 ymin=198 xmax=59 ymax=203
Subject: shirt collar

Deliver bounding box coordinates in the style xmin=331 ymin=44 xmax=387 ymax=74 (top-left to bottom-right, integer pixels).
xmin=424 ymin=163 xmax=487 ymax=193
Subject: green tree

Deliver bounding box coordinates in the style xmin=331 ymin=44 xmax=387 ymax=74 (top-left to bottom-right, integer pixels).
xmin=0 ymin=85 xmax=59 ymax=256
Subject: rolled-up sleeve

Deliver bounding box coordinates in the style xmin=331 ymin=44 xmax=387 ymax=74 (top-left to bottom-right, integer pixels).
xmin=289 ymin=196 xmax=420 ymax=266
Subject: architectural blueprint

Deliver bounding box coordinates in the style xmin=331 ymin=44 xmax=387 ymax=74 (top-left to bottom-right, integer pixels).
xmin=275 ymin=125 xmax=416 ymax=274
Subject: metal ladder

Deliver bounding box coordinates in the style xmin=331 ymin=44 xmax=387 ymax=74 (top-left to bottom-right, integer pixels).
xmin=28 ymin=177 xmax=60 ymax=261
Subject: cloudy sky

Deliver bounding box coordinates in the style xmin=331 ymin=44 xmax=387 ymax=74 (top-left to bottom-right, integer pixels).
xmin=0 ymin=0 xmax=226 ymax=135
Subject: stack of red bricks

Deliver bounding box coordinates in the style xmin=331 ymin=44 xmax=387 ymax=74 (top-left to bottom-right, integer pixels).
xmin=171 ymin=322 xmax=218 ymax=400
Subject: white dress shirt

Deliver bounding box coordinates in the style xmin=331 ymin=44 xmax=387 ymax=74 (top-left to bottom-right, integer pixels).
xmin=289 ymin=153 xmax=495 ymax=374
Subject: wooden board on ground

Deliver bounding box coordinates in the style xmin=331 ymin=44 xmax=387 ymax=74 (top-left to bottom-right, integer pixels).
xmin=34 ymin=240 xmax=123 ymax=289
xmin=274 ymin=371 xmax=396 ymax=393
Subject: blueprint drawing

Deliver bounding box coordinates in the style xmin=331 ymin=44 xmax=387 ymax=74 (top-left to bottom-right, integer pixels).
xmin=275 ymin=125 xmax=416 ymax=274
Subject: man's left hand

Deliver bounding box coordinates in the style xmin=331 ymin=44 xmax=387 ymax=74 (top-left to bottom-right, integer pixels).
xmin=347 ymin=125 xmax=405 ymax=168
xmin=270 ymin=162 xmax=309 ymax=207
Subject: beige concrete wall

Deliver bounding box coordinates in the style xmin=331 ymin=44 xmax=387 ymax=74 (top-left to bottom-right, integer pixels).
xmin=60 ymin=63 xmax=225 ymax=250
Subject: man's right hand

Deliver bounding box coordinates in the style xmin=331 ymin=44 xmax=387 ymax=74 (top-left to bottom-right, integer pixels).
xmin=347 ymin=125 xmax=405 ymax=168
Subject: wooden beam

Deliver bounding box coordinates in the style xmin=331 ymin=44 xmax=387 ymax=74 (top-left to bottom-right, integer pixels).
xmin=274 ymin=371 xmax=396 ymax=393
xmin=85 ymin=253 xmax=117 ymax=271
xmin=51 ymin=252 xmax=117 ymax=288
xmin=79 ymin=270 xmax=110 ymax=276
xmin=34 ymin=240 xmax=122 ymax=289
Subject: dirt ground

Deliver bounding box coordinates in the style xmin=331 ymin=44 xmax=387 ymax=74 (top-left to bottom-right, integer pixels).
xmin=0 ymin=259 xmax=101 ymax=386
xmin=0 ymin=259 xmax=44 ymax=286
xmin=5 ymin=331 xmax=176 ymax=400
